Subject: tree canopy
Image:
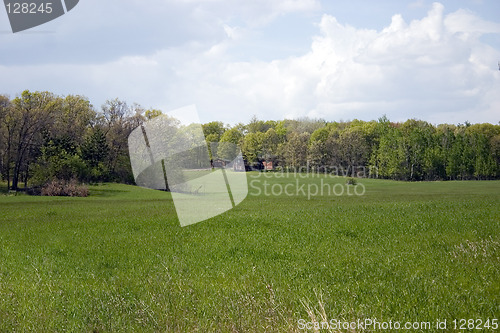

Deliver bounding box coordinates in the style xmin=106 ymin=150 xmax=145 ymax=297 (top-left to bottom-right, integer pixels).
xmin=1 ymin=90 xmax=499 ymax=191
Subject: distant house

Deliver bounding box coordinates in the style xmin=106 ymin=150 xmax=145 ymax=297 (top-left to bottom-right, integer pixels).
xmin=262 ymin=161 xmax=273 ymax=171
xmin=212 ymin=158 xmax=246 ymax=172
xmin=243 ymin=159 xmax=273 ymax=171
xmin=211 ymin=158 xmax=226 ymax=168
xmin=232 ymin=158 xmax=245 ymax=172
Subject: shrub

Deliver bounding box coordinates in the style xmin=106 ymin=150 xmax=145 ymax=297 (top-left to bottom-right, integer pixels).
xmin=345 ymin=177 xmax=357 ymax=185
xmin=31 ymin=149 xmax=87 ymax=186
xmin=41 ymin=179 xmax=89 ymax=197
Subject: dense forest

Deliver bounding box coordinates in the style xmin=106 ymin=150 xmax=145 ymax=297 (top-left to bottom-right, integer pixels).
xmin=1 ymin=90 xmax=499 ymax=191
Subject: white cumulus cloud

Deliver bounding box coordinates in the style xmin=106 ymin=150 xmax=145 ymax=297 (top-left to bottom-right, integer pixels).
xmin=156 ymin=2 xmax=500 ymax=124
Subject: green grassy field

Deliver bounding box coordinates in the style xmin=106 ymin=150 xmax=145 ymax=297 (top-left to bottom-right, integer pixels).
xmin=0 ymin=174 xmax=499 ymax=332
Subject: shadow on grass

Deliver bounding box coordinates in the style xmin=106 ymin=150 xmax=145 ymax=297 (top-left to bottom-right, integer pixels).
xmin=0 ymin=182 xmax=9 ymax=195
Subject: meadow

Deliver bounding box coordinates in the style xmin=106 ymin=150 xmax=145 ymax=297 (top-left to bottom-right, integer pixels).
xmin=0 ymin=174 xmax=499 ymax=332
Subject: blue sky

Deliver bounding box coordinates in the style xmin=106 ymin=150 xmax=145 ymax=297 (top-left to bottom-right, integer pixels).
xmin=1 ymin=0 xmax=499 ymax=125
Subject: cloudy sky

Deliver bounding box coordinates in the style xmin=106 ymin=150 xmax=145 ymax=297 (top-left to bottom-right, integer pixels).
xmin=1 ymin=0 xmax=499 ymax=125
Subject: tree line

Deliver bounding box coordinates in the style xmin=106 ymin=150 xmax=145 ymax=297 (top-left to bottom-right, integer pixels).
xmin=1 ymin=90 xmax=499 ymax=191
xmin=208 ymin=115 xmax=500 ymax=180
xmin=0 ymin=91 xmax=150 ymax=191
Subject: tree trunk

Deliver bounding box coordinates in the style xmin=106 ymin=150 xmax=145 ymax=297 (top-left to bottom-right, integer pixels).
xmin=6 ymin=164 xmax=10 ymax=191
xmin=11 ymin=151 xmax=24 ymax=190
xmin=11 ymin=166 xmax=19 ymax=190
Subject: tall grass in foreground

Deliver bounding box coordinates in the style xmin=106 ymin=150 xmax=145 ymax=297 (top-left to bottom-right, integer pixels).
xmin=0 ymin=176 xmax=499 ymax=332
